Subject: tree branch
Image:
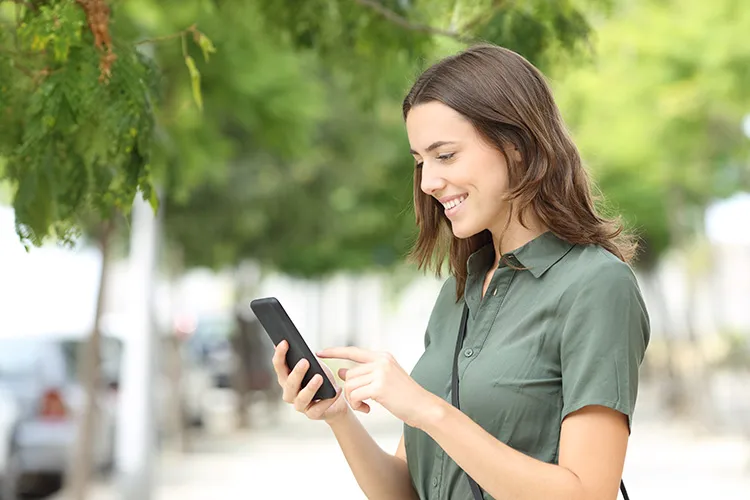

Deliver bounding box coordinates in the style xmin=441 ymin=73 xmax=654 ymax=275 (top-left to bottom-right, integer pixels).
xmin=353 ymin=0 xmax=473 ymax=42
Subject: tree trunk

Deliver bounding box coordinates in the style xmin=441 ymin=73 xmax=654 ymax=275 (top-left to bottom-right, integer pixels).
xmin=65 ymin=219 xmax=115 ymax=500
xmin=231 ymin=261 xmax=262 ymax=429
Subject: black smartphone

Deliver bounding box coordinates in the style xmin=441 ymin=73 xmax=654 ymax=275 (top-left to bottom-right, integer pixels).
xmin=250 ymin=297 xmax=337 ymax=401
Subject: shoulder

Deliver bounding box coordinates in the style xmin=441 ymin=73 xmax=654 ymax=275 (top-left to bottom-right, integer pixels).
xmin=554 ymin=245 xmax=649 ymax=336
xmin=556 ymin=244 xmax=641 ymax=300
xmin=557 ymin=245 xmax=650 ymax=344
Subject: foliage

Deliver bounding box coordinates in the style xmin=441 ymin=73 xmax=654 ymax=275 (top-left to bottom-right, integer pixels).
xmin=0 ymin=1 xmax=162 ymax=245
xmin=554 ymin=0 xmax=750 ymax=267
xmin=160 ymin=0 xmax=613 ymax=276
xmin=2 ymin=0 xmax=612 ymax=276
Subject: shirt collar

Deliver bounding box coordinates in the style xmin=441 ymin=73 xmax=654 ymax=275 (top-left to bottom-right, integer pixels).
xmin=511 ymin=231 xmax=574 ymax=278
xmin=467 ymin=231 xmax=574 ymax=279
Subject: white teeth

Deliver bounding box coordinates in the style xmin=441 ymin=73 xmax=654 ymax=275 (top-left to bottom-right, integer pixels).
xmin=443 ymin=196 xmax=466 ymax=210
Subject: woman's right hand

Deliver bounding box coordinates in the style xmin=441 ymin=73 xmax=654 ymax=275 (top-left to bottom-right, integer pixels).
xmin=272 ymin=340 xmax=350 ymax=423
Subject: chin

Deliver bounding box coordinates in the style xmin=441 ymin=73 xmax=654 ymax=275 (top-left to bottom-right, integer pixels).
xmin=450 ymin=222 xmax=483 ymax=240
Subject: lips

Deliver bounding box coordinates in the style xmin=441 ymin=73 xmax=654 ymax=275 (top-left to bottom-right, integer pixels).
xmin=442 ymin=195 xmax=467 ymax=218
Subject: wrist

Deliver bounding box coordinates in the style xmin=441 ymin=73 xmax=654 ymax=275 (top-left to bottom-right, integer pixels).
xmin=324 ymin=404 xmax=352 ymax=428
xmin=413 ymin=393 xmax=449 ymax=432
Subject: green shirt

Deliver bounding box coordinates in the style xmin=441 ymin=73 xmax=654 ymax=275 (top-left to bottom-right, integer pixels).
xmin=404 ymin=232 xmax=650 ymax=500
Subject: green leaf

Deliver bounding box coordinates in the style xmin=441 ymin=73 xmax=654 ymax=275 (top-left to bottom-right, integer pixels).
xmin=147 ymin=182 xmax=159 ymax=212
xmin=184 ymin=55 xmax=203 ymax=111
xmin=196 ymin=32 xmax=217 ymax=62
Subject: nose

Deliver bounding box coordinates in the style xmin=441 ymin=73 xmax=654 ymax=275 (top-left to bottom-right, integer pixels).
xmin=420 ymin=163 xmax=447 ymax=196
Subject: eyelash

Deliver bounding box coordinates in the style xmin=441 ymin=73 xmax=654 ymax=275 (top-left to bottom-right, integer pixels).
xmin=415 ymin=153 xmax=455 ymax=169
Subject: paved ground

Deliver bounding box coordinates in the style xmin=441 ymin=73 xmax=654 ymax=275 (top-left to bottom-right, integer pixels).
xmin=52 ymin=397 xmax=750 ymax=500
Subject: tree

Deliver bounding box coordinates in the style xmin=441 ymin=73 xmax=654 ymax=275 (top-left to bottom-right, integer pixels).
xmin=0 ymin=0 xmax=164 ymax=246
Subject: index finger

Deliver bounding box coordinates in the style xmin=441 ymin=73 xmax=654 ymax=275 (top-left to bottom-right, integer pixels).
xmin=316 ymin=346 xmax=377 ymax=364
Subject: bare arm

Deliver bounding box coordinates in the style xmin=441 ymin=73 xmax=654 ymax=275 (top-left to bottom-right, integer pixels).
xmin=328 ymin=415 xmax=418 ymax=500
xmin=420 ymin=401 xmax=629 ymax=500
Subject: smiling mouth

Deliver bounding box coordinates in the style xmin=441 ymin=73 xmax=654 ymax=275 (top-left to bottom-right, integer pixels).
xmin=442 ymin=195 xmax=467 ymax=210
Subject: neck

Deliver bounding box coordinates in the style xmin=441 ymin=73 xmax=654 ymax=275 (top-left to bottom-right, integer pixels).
xmin=489 ymin=209 xmax=547 ymax=267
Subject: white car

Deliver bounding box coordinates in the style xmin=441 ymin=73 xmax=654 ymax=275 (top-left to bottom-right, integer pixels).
xmin=0 ymin=331 xmax=120 ymax=498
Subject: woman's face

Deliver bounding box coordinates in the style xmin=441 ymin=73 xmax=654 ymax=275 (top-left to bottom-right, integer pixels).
xmin=406 ymin=101 xmax=513 ymax=239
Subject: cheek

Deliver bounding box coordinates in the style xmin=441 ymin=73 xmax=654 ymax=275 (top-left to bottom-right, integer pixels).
xmin=473 ymin=158 xmax=509 ymax=198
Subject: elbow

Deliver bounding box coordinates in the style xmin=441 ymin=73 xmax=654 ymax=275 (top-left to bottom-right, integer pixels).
xmin=557 ymin=468 xmax=619 ymax=500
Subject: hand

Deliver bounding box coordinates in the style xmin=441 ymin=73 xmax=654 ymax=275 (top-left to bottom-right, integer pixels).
xmin=317 ymin=347 xmax=439 ymax=428
xmin=272 ymin=341 xmax=349 ymax=423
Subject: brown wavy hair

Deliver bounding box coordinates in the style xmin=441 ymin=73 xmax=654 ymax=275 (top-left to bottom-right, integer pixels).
xmin=403 ymin=44 xmax=637 ymax=300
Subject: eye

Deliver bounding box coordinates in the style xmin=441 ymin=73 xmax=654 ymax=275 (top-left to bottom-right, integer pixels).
xmin=436 ymin=152 xmax=455 ymax=162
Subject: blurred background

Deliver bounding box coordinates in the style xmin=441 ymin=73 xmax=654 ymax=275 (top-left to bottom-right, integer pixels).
xmin=0 ymin=0 xmax=749 ymax=499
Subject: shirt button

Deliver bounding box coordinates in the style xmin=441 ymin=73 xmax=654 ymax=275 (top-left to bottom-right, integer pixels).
xmin=432 ymin=477 xmax=439 ymax=487
xmin=464 ymin=348 xmax=474 ymax=357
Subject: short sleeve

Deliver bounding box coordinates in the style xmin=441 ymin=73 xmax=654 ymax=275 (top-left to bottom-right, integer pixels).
xmin=560 ymin=261 xmax=650 ymax=429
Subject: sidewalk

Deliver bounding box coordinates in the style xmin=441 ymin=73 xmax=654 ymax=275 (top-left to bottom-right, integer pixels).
xmin=56 ymin=404 xmax=749 ymax=499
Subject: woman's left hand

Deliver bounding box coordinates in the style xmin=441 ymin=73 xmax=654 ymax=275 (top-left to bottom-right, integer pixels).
xmin=317 ymin=347 xmax=440 ymax=428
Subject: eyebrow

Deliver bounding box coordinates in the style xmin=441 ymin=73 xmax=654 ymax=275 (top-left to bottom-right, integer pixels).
xmin=409 ymin=141 xmax=457 ymax=155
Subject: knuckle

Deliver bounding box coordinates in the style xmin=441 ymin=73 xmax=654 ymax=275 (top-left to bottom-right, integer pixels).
xmin=294 ymin=397 xmax=309 ymax=412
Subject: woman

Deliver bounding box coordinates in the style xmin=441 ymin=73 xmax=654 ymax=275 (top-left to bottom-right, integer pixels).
xmin=271 ymin=44 xmax=649 ymax=500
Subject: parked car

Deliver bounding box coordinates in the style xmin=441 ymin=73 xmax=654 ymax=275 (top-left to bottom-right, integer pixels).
xmin=182 ymin=314 xmax=236 ymax=390
xmin=0 ymin=330 xmax=121 ymax=498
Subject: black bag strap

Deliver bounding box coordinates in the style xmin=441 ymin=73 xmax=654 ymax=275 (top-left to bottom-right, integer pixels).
xmin=451 ymin=303 xmax=630 ymax=500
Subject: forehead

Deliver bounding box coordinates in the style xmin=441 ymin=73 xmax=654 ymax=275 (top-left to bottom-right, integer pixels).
xmin=405 ymin=102 xmax=475 ymax=151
